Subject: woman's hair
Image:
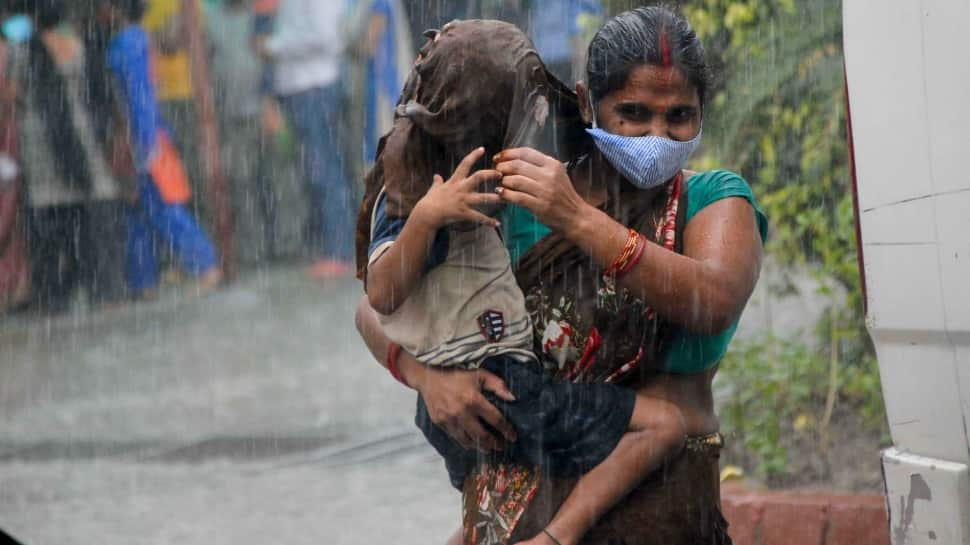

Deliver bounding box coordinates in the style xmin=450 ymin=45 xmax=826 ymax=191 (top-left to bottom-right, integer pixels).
xmin=585 ymin=4 xmax=711 ymax=108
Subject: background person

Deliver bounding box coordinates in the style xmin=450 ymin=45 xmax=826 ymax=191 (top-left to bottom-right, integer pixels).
xmin=527 ymin=0 xmax=602 ymax=84
xmin=96 ymin=0 xmax=221 ymax=299
xmin=206 ymin=0 xmax=276 ymax=264
xmin=256 ymin=0 xmax=355 ymax=279
xmin=142 ymin=0 xmax=209 ymax=222
xmin=6 ymin=0 xmax=128 ymax=312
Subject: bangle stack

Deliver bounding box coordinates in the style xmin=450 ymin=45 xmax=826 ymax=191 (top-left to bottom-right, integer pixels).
xmin=386 ymin=342 xmax=409 ymax=387
xmin=602 ymin=228 xmax=647 ymax=279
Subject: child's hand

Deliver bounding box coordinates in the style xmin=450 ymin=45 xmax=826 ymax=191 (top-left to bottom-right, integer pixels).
xmin=412 ymin=147 xmax=503 ymax=230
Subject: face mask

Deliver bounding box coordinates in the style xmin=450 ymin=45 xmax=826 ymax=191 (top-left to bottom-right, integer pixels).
xmin=585 ymin=93 xmax=702 ymax=190
xmin=2 ymin=15 xmax=33 ymax=44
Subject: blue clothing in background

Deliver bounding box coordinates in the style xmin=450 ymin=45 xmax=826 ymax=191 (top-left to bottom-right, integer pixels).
xmin=107 ymin=26 xmax=164 ymax=170
xmin=280 ymin=83 xmax=355 ymax=261
xmin=107 ymin=24 xmax=217 ymax=291
xmin=528 ymin=0 xmax=601 ymax=67
xmin=364 ymin=0 xmax=407 ymax=161
xmin=126 ymin=175 xmax=218 ymax=292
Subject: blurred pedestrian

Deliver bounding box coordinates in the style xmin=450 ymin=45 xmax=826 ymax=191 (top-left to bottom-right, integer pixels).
xmin=142 ymin=0 xmax=208 ymax=221
xmin=4 ymin=0 xmax=128 ymax=312
xmin=527 ymin=0 xmax=602 ymax=84
xmin=206 ymin=0 xmax=276 ymax=264
xmin=0 ymin=36 xmax=28 ymax=313
xmin=256 ymin=0 xmax=354 ymax=278
xmin=95 ymin=0 xmax=221 ymax=299
xmin=346 ymin=0 xmax=412 ymax=165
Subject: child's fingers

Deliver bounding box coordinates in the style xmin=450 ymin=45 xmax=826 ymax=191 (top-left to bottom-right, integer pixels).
xmin=463 ymin=209 xmax=500 ymax=228
xmin=463 ymin=169 xmax=503 ymax=189
xmin=432 ymin=174 xmax=444 ymax=186
xmin=468 ymin=192 xmax=502 ymax=207
xmin=452 ymin=147 xmax=486 ymax=181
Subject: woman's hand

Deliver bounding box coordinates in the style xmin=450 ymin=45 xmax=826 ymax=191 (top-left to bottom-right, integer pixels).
xmin=407 ymin=363 xmax=518 ymax=452
xmin=412 ymin=147 xmax=503 ymax=231
xmin=494 ymin=148 xmax=589 ymax=234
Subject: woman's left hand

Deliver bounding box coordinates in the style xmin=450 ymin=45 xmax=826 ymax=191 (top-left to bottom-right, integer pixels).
xmin=494 ymin=148 xmax=589 ymax=234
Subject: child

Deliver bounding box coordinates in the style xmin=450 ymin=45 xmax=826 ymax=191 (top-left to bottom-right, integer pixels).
xmin=363 ymin=26 xmax=681 ymax=545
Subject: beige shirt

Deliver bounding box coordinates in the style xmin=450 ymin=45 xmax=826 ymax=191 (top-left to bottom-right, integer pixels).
xmin=370 ymin=191 xmax=536 ymax=368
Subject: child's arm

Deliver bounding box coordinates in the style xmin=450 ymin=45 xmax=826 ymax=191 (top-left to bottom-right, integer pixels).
xmin=367 ymin=147 xmax=503 ymax=315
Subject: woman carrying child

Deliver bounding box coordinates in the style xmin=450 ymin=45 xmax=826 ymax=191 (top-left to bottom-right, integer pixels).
xmin=357 ymin=6 xmax=767 ymax=545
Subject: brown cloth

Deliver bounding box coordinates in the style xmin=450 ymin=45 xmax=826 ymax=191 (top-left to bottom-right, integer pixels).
xmin=497 ymin=435 xmax=732 ymax=545
xmin=354 ymin=19 xmax=587 ymax=278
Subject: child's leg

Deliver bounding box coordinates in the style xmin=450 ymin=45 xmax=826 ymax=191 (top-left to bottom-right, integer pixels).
xmin=516 ymin=394 xmax=687 ymax=545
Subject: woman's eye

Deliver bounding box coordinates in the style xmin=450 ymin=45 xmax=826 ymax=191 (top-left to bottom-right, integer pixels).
xmin=616 ymin=104 xmax=652 ymax=122
xmin=667 ymin=108 xmax=697 ymax=124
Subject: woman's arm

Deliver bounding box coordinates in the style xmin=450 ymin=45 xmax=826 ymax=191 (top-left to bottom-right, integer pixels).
xmin=495 ymin=148 xmax=762 ymax=335
xmin=354 ymin=296 xmax=517 ymax=451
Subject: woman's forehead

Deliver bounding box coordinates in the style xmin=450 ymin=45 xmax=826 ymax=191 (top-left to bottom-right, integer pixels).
xmin=610 ymin=64 xmax=699 ymax=106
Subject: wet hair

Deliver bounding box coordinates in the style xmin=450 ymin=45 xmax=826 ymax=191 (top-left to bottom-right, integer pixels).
xmin=103 ymin=0 xmax=146 ymax=21
xmin=2 ymin=0 xmax=66 ymax=30
xmin=585 ymin=4 xmax=711 ymax=109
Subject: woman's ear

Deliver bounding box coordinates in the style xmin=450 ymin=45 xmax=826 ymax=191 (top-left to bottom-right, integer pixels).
xmin=576 ymin=81 xmax=593 ymax=125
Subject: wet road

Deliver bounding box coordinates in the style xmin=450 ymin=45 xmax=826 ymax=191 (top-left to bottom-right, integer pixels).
xmin=0 ymin=268 xmax=457 ymax=545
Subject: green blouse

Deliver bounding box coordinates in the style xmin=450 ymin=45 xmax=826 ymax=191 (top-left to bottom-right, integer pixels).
xmin=500 ymin=170 xmax=769 ymax=374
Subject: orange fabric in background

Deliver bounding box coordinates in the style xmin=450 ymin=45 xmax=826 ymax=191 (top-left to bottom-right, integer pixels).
xmin=149 ymin=131 xmax=192 ymax=204
xmin=253 ymin=0 xmax=279 ymax=15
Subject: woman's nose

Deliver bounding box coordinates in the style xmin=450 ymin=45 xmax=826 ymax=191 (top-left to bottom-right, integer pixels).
xmin=643 ymin=117 xmax=669 ymax=137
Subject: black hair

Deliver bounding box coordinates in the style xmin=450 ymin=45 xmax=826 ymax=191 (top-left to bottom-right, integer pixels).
xmin=103 ymin=0 xmax=146 ymax=21
xmin=585 ymin=4 xmax=711 ymax=109
xmin=2 ymin=0 xmax=66 ymax=30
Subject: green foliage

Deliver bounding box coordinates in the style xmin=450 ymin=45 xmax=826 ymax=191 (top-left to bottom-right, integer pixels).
xmin=598 ymin=1 xmax=887 ymax=483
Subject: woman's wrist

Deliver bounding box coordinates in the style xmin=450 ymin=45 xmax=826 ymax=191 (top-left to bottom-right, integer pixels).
xmin=395 ymin=351 xmax=427 ymax=392
xmin=562 ymin=202 xmax=604 ymax=247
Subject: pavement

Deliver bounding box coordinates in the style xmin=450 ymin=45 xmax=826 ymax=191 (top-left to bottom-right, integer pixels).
xmin=0 ymin=259 xmax=826 ymax=545
xmin=0 ymin=267 xmax=458 ymax=545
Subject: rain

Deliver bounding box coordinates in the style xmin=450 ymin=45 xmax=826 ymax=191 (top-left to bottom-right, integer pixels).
xmin=0 ymin=1 xmax=950 ymax=544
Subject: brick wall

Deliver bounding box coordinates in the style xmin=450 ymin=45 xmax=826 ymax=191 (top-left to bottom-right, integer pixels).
xmin=722 ymin=487 xmax=890 ymax=545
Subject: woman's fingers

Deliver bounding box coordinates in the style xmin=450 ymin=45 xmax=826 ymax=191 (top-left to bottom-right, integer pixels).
xmin=480 ymin=369 xmax=516 ymax=402
xmin=495 ymin=158 xmax=545 ymax=181
xmin=494 ymin=147 xmax=552 ymax=167
xmin=432 ymin=174 xmax=444 ymax=186
xmin=496 ymin=186 xmax=541 ymax=211
xmin=463 ymin=168 xmax=503 ymax=189
xmin=498 ymin=175 xmax=542 ymax=196
xmin=460 ymin=415 xmax=502 ymax=452
xmin=452 ymin=147 xmax=486 ymax=182
xmin=475 ymin=395 xmax=517 ymax=443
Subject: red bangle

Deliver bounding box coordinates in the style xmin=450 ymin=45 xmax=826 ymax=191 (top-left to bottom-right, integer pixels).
xmin=616 ymin=234 xmax=647 ymax=277
xmin=603 ymin=228 xmax=641 ymax=277
xmin=386 ymin=343 xmax=409 ymax=387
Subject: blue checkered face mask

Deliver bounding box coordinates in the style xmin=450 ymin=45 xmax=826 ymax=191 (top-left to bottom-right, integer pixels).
xmin=585 ymin=95 xmax=702 ymax=190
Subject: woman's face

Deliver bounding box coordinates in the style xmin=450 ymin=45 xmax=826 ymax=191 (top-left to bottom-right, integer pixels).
xmin=580 ymin=64 xmax=702 ymax=142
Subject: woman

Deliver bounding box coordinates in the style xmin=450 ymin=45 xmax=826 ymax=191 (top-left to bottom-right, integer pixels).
xmin=356 ymin=6 xmax=767 ymax=545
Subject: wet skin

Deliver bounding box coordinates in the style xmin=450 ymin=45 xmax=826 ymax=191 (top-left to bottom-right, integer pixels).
xmin=355 ymin=64 xmax=763 ymax=545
